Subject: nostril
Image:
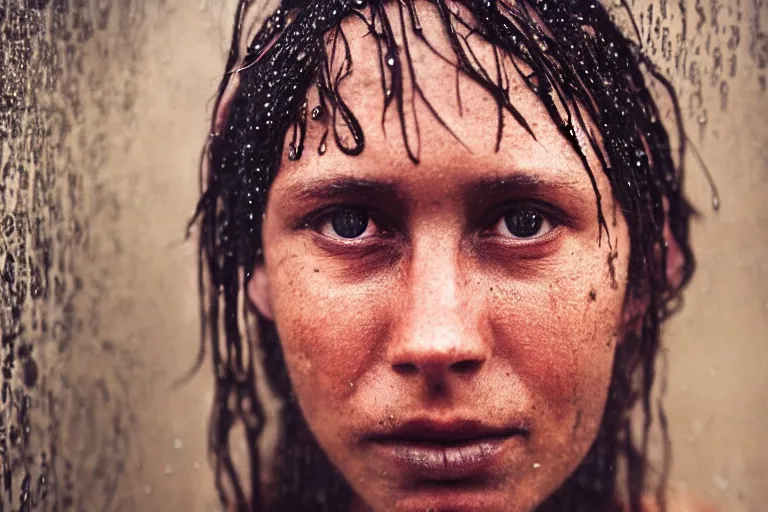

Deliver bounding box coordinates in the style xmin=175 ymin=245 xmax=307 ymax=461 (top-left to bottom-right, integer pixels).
xmin=392 ymin=363 xmax=419 ymax=375
xmin=450 ymin=359 xmax=482 ymax=374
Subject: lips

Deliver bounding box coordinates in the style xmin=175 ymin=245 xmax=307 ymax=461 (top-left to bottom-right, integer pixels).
xmin=366 ymin=419 xmax=528 ymax=481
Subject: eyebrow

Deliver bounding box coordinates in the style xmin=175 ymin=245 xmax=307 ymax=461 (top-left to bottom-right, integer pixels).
xmin=284 ymin=177 xmax=403 ymax=205
xmin=284 ymin=171 xmax=579 ymax=204
xmin=468 ymin=172 xmax=577 ymax=197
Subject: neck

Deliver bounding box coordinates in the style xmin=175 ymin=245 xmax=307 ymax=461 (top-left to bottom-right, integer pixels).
xmin=349 ymin=494 xmax=372 ymax=512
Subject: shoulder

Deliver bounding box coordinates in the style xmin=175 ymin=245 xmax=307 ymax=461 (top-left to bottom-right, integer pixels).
xmin=637 ymin=493 xmax=719 ymax=512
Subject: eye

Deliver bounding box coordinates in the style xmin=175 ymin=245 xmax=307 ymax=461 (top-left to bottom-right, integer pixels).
xmin=316 ymin=208 xmax=379 ymax=240
xmin=493 ymin=206 xmax=555 ymax=240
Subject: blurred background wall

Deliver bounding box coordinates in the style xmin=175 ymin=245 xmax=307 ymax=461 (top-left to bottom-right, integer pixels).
xmin=1 ymin=0 xmax=765 ymax=510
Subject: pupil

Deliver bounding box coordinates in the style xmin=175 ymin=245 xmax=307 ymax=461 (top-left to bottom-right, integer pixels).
xmin=331 ymin=209 xmax=369 ymax=238
xmin=504 ymin=209 xmax=543 ymax=238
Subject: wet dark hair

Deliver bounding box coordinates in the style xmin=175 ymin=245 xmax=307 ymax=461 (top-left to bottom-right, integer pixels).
xmin=193 ymin=0 xmax=696 ymax=510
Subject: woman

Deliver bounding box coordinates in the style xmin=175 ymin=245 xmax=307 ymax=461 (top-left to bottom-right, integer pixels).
xmin=194 ymin=1 xmax=697 ymax=510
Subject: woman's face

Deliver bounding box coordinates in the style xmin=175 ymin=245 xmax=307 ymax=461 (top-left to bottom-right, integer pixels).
xmin=248 ymin=4 xmax=631 ymax=511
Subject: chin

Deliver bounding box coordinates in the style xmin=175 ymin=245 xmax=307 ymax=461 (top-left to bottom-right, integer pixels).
xmin=361 ymin=480 xmax=544 ymax=512
xmin=390 ymin=489 xmax=527 ymax=512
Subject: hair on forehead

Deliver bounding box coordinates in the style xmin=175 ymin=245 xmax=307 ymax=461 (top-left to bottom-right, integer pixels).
xmin=195 ymin=1 xmax=696 ymax=510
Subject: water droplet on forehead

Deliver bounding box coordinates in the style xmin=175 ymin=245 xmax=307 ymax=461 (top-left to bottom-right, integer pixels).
xmin=288 ymin=144 xmax=300 ymax=161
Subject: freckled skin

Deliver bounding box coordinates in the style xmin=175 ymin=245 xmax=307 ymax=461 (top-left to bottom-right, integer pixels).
xmin=248 ymin=3 xmax=631 ymax=512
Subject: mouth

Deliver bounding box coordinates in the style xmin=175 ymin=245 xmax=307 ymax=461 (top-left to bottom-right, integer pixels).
xmin=365 ymin=419 xmax=529 ymax=481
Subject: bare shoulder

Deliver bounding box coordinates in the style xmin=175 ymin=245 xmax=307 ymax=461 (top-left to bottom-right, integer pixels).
xmin=639 ymin=493 xmax=720 ymax=512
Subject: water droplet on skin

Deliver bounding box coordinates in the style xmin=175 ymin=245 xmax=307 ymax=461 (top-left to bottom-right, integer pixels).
xmin=144 ymin=485 xmax=152 ymax=495
xmin=164 ymin=464 xmax=174 ymax=476
xmin=318 ymin=130 xmax=329 ymax=155
xmin=173 ymin=438 xmax=183 ymax=450
xmin=533 ymin=463 xmax=541 ymax=469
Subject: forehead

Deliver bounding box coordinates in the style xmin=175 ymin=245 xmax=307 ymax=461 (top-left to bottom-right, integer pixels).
xmin=274 ymin=1 xmax=603 ymax=197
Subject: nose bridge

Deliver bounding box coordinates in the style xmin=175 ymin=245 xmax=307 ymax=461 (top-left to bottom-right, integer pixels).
xmin=388 ymin=235 xmax=486 ymax=374
xmin=411 ymin=240 xmax=462 ymax=335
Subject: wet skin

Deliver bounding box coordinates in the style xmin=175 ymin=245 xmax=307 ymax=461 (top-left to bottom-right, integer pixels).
xmin=247 ymin=3 xmax=631 ymax=511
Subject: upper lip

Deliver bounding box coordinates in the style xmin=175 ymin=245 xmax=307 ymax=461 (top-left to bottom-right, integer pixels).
xmin=365 ymin=418 xmax=529 ymax=445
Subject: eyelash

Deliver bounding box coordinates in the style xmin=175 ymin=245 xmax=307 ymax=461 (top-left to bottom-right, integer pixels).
xmin=301 ymin=202 xmax=563 ymax=243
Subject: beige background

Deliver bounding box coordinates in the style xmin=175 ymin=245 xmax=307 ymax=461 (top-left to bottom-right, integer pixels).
xmin=10 ymin=0 xmax=764 ymax=510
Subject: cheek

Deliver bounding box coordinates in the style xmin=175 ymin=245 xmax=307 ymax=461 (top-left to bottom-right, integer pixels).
xmin=268 ymin=261 xmax=391 ymax=418
xmin=491 ymin=245 xmax=627 ymax=426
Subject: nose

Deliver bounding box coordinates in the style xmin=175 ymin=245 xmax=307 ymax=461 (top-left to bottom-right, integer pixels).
xmin=387 ymin=241 xmax=488 ymax=382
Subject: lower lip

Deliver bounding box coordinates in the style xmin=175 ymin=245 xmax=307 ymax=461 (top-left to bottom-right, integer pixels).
xmin=373 ymin=437 xmax=508 ymax=481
